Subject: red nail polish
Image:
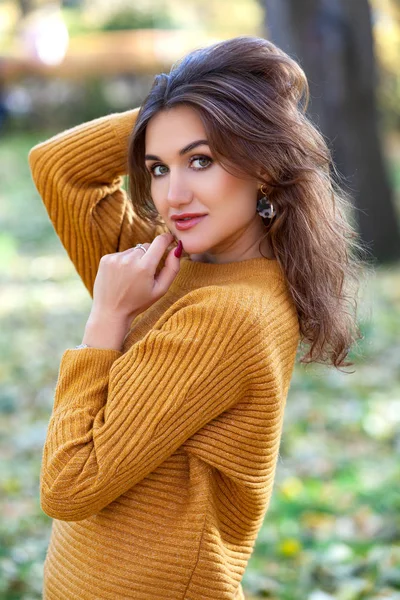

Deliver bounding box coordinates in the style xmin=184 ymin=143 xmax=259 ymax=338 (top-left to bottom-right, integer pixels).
xmin=174 ymin=241 xmax=183 ymax=258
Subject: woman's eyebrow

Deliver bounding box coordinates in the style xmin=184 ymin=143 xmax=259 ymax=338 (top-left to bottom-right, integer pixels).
xmin=145 ymin=140 xmax=209 ymax=161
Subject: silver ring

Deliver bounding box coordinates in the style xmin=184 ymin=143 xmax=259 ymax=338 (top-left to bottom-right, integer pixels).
xmin=134 ymin=244 xmax=147 ymax=255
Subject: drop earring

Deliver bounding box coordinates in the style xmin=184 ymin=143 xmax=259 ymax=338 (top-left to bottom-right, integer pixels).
xmin=256 ymin=184 xmax=276 ymax=219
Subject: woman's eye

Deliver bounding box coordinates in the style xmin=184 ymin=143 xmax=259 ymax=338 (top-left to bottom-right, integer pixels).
xmin=192 ymin=156 xmax=212 ymax=169
xmin=149 ymin=155 xmax=212 ymax=177
xmin=151 ymin=165 xmax=168 ymax=177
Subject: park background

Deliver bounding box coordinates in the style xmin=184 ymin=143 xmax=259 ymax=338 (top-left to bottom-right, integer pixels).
xmin=0 ymin=0 xmax=399 ymax=598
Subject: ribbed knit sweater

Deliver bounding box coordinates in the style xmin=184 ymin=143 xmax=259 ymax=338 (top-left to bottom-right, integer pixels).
xmin=28 ymin=108 xmax=300 ymax=600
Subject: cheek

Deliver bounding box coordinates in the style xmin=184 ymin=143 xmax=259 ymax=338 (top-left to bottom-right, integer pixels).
xmin=215 ymin=172 xmax=256 ymax=207
xmin=202 ymin=171 xmax=241 ymax=208
xmin=213 ymin=168 xmax=250 ymax=193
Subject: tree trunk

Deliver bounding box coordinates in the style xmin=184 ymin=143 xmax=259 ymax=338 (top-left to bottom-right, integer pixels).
xmin=17 ymin=0 xmax=35 ymax=17
xmin=263 ymin=0 xmax=400 ymax=263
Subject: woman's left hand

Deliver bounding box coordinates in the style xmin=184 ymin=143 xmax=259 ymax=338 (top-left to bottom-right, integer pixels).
xmin=90 ymin=233 xmax=181 ymax=323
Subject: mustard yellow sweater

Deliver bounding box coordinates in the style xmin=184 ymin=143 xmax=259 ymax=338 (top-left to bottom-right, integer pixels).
xmin=28 ymin=108 xmax=300 ymax=600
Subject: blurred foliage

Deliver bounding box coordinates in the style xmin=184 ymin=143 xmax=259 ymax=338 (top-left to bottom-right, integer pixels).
xmin=80 ymin=0 xmax=263 ymax=35
xmin=60 ymin=3 xmax=179 ymax=34
xmin=1 ymin=0 xmax=400 ymax=133
xmin=1 ymin=75 xmax=155 ymax=133
xmin=0 ymin=132 xmax=399 ymax=599
xmin=100 ymin=7 xmax=177 ymax=31
xmin=371 ymin=0 xmax=400 ymax=130
xmin=0 ymin=0 xmax=263 ymax=39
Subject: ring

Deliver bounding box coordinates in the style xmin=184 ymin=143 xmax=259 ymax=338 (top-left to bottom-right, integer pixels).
xmin=134 ymin=244 xmax=147 ymax=255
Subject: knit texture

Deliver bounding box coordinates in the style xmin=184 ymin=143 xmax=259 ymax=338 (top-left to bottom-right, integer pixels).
xmin=29 ymin=109 xmax=300 ymax=600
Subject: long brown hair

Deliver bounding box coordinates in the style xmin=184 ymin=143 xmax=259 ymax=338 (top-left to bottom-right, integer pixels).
xmin=127 ymin=35 xmax=371 ymax=370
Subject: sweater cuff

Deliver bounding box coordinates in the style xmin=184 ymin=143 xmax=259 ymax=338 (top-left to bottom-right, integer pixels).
xmin=111 ymin=107 xmax=141 ymax=155
xmin=53 ymin=347 xmax=122 ymax=414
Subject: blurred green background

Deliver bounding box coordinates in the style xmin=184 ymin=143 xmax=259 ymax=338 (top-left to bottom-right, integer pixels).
xmin=1 ymin=1 xmax=400 ymax=599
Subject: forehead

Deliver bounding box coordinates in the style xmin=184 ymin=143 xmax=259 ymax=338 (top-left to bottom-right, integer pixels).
xmin=145 ymin=106 xmax=207 ymax=152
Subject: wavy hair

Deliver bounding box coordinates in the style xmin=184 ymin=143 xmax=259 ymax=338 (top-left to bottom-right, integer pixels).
xmin=127 ymin=35 xmax=371 ymax=370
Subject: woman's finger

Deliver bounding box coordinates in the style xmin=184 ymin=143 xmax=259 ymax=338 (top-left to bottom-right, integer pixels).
xmin=140 ymin=233 xmax=175 ymax=272
xmin=152 ymin=241 xmax=182 ymax=297
xmin=119 ymin=244 xmax=150 ymax=264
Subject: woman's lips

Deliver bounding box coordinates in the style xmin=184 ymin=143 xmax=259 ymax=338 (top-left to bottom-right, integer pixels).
xmin=174 ymin=215 xmax=207 ymax=231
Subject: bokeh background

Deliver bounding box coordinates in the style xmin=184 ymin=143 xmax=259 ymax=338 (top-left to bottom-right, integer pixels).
xmin=0 ymin=1 xmax=400 ymax=599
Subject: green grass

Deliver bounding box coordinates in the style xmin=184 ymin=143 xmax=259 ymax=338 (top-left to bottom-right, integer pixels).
xmin=0 ymin=132 xmax=399 ymax=600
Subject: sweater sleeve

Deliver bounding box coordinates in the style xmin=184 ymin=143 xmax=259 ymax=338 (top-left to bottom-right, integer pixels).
xmin=28 ymin=108 xmax=169 ymax=298
xmin=40 ymin=291 xmax=251 ymax=522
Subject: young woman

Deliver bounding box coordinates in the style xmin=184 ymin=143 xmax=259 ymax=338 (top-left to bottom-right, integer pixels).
xmin=29 ymin=35 xmax=366 ymax=600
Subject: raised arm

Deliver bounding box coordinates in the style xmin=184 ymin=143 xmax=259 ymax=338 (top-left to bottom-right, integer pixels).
xmin=28 ymin=108 xmax=168 ymax=298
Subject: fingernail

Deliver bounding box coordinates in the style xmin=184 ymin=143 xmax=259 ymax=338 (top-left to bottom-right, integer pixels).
xmin=174 ymin=240 xmax=183 ymax=258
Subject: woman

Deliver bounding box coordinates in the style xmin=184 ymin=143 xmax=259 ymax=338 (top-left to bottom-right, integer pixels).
xmin=29 ymin=36 xmax=366 ymax=599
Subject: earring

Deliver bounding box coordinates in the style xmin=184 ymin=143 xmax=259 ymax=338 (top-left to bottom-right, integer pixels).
xmin=257 ymin=184 xmax=276 ymax=219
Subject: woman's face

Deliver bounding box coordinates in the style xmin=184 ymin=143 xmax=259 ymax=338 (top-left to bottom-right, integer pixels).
xmin=144 ymin=105 xmax=268 ymax=264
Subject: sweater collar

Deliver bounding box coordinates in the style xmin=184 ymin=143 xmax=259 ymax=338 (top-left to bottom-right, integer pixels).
xmin=170 ymin=256 xmax=284 ymax=290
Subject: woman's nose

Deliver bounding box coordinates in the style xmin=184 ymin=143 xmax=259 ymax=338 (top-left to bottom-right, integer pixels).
xmin=166 ymin=170 xmax=191 ymax=204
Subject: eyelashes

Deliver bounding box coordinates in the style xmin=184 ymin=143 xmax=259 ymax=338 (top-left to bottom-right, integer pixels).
xmin=148 ymin=155 xmax=213 ymax=178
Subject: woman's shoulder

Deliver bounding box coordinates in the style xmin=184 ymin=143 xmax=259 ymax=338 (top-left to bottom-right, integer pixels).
xmin=167 ymin=283 xmax=300 ymax=373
